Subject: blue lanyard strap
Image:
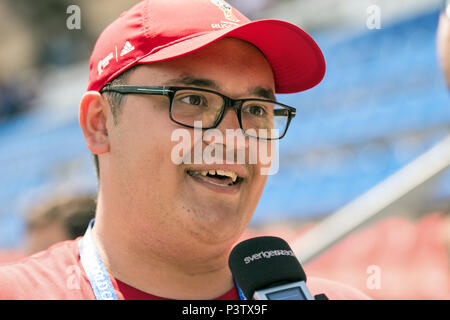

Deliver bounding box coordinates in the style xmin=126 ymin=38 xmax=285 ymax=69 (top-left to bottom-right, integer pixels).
xmin=79 ymin=219 xmax=118 ymax=300
xmin=79 ymin=218 xmax=245 ymax=300
xmin=235 ymin=282 xmax=247 ymax=300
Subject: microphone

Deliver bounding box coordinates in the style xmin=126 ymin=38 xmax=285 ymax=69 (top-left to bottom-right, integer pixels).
xmin=228 ymin=236 xmax=316 ymax=300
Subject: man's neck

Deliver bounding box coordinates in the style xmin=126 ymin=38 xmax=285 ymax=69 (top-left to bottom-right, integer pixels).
xmin=91 ymin=214 xmax=235 ymax=300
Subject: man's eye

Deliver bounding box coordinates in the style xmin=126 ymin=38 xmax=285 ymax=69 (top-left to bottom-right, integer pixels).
xmin=180 ymin=95 xmax=207 ymax=106
xmin=244 ymin=105 xmax=266 ymax=117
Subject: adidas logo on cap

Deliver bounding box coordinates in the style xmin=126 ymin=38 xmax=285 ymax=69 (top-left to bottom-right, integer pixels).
xmin=120 ymin=41 xmax=135 ymax=57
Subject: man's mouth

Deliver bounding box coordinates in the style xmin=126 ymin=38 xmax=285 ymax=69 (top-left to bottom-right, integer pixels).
xmin=186 ymin=169 xmax=244 ymax=187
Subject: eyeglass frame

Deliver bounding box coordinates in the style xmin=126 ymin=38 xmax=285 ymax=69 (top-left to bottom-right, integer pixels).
xmin=100 ymin=85 xmax=296 ymax=140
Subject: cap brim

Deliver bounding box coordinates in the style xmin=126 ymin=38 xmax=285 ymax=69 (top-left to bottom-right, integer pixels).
xmin=137 ymin=20 xmax=325 ymax=94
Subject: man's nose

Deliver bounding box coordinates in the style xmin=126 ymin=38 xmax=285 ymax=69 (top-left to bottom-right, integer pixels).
xmin=211 ymin=107 xmax=249 ymax=158
xmin=215 ymin=107 xmax=250 ymax=148
xmin=216 ymin=106 xmax=241 ymax=133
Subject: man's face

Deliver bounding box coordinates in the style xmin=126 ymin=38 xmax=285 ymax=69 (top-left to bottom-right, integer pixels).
xmin=102 ymin=38 xmax=276 ymax=254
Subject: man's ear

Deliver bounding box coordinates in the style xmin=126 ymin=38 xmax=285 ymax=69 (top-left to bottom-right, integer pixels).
xmin=79 ymin=91 xmax=110 ymax=155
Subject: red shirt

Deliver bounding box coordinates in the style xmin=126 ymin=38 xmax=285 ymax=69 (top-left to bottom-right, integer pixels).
xmin=0 ymin=238 xmax=370 ymax=300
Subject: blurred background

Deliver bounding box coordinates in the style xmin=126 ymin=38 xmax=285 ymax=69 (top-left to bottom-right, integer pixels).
xmin=0 ymin=0 xmax=448 ymax=299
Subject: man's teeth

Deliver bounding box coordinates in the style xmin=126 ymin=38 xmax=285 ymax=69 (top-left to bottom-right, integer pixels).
xmin=194 ymin=170 xmax=238 ymax=182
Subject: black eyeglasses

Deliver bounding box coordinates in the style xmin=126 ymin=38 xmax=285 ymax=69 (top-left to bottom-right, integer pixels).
xmin=100 ymin=85 xmax=296 ymax=140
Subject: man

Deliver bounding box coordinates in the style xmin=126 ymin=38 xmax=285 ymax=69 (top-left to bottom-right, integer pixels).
xmin=0 ymin=0 xmax=369 ymax=299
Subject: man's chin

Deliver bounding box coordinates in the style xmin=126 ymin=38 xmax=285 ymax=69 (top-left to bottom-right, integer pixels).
xmin=180 ymin=167 xmax=256 ymax=242
xmin=180 ymin=202 xmax=248 ymax=243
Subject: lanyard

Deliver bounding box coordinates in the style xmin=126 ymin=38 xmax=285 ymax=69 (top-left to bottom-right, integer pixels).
xmin=236 ymin=283 xmax=247 ymax=300
xmin=79 ymin=219 xmax=246 ymax=300
xmin=79 ymin=219 xmax=118 ymax=300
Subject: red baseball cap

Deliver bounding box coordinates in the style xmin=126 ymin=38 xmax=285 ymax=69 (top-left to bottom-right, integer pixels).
xmin=87 ymin=0 xmax=325 ymax=94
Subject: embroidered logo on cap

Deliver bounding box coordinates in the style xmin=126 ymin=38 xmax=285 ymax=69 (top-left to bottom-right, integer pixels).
xmin=97 ymin=52 xmax=114 ymax=76
xmin=120 ymin=41 xmax=135 ymax=57
xmin=210 ymin=0 xmax=240 ymax=22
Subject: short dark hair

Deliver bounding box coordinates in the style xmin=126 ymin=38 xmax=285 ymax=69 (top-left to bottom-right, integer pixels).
xmin=27 ymin=195 xmax=97 ymax=239
xmin=93 ymin=65 xmax=139 ymax=179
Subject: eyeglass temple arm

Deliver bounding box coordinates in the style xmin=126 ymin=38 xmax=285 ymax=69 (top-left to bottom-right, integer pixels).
xmin=100 ymin=85 xmax=170 ymax=95
xmin=274 ymin=109 xmax=295 ymax=117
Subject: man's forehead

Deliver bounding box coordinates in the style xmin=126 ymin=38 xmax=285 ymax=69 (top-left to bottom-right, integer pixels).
xmin=126 ymin=38 xmax=275 ymax=95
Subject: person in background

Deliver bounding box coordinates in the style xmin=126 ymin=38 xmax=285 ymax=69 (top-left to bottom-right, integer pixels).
xmin=0 ymin=195 xmax=96 ymax=264
xmin=25 ymin=194 xmax=96 ymax=255
xmin=437 ymin=0 xmax=450 ymax=88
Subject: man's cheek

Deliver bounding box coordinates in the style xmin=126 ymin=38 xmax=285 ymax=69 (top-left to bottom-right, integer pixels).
xmin=243 ymin=173 xmax=268 ymax=215
xmin=254 ymin=140 xmax=278 ymax=176
xmin=169 ymin=123 xmax=207 ymax=165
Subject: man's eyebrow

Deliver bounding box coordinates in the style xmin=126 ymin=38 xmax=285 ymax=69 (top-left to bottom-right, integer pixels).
xmin=165 ymin=74 xmax=276 ymax=100
xmin=164 ymin=74 xmax=219 ymax=90
xmin=250 ymin=86 xmax=276 ymax=100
